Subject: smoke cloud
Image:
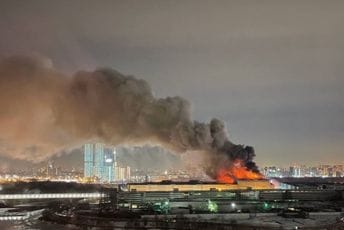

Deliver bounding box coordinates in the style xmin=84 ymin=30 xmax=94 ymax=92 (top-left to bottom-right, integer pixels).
xmin=0 ymin=55 xmax=259 ymax=179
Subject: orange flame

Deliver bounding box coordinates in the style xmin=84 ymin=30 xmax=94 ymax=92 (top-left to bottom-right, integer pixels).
xmin=217 ymin=160 xmax=263 ymax=183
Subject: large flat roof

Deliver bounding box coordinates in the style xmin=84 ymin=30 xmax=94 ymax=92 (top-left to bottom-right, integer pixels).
xmin=128 ymin=179 xmax=269 ymax=185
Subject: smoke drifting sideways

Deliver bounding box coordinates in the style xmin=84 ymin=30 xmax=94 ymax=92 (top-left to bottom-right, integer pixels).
xmin=0 ymin=56 xmax=260 ymax=181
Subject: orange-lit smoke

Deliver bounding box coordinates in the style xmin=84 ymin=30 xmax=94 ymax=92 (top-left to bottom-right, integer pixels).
xmin=217 ymin=160 xmax=263 ymax=183
xmin=0 ymin=55 xmax=261 ymax=180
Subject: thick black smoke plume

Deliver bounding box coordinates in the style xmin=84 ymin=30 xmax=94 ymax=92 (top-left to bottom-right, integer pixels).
xmin=0 ymin=56 xmax=259 ymax=178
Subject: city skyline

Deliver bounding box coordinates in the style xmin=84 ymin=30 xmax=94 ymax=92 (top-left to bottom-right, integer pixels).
xmin=1 ymin=149 xmax=343 ymax=180
xmin=0 ymin=145 xmax=342 ymax=173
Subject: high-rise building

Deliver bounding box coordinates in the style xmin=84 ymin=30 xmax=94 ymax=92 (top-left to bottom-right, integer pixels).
xmin=47 ymin=160 xmax=57 ymax=178
xmin=93 ymin=143 xmax=105 ymax=180
xmin=126 ymin=166 xmax=131 ymax=180
xmin=84 ymin=144 xmax=94 ymax=178
xmin=102 ymin=148 xmax=115 ymax=182
xmin=115 ymin=165 xmax=131 ymax=182
xmin=83 ymin=143 xmax=116 ymax=183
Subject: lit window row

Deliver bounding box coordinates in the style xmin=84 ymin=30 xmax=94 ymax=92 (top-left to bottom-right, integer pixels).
xmin=0 ymin=193 xmax=102 ymax=199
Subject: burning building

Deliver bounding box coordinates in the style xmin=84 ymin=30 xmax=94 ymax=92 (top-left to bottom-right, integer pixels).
xmin=127 ymin=180 xmax=274 ymax=192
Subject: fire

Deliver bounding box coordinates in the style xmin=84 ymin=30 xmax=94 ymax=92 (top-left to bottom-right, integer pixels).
xmin=217 ymin=160 xmax=263 ymax=184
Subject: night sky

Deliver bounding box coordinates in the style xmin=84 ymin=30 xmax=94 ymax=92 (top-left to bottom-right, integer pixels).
xmin=0 ymin=0 xmax=343 ymax=167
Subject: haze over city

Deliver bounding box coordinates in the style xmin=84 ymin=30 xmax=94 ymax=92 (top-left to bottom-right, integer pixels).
xmin=0 ymin=1 xmax=344 ymax=229
xmin=1 ymin=1 xmax=343 ymax=169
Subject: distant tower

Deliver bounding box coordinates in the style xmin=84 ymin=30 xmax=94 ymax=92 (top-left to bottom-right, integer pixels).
xmin=93 ymin=143 xmax=105 ymax=180
xmin=84 ymin=143 xmax=115 ymax=183
xmin=102 ymin=147 xmax=115 ymax=182
xmin=84 ymin=144 xmax=94 ymax=178
xmin=113 ymin=148 xmax=118 ymax=180
xmin=113 ymin=148 xmax=117 ymax=166
xmin=47 ymin=160 xmax=55 ymax=177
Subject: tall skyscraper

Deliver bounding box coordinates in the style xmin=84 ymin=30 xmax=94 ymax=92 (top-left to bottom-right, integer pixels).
xmin=84 ymin=144 xmax=94 ymax=178
xmin=102 ymin=148 xmax=115 ymax=182
xmin=93 ymin=143 xmax=105 ymax=180
xmin=83 ymin=143 xmax=116 ymax=183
